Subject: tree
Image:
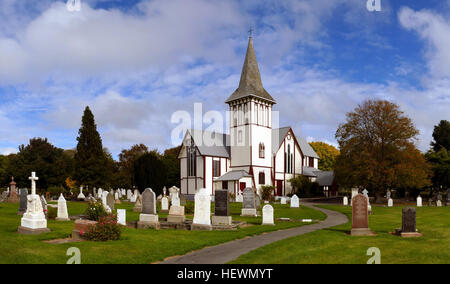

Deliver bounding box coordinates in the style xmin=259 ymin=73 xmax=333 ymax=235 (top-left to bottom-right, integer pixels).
xmin=6 ymin=138 xmax=73 ymax=190
xmin=335 ymin=100 xmax=431 ymax=202
xmin=134 ymin=151 xmax=167 ymax=197
xmin=118 ymin=144 xmax=149 ymax=187
xmin=431 ymin=120 xmax=450 ymax=151
xmin=163 ymin=146 xmax=181 ymax=188
xmin=425 ymin=148 xmax=450 ymax=190
xmin=74 ymin=107 xmax=110 ymax=188
xmin=289 ymin=175 xmax=321 ymax=197
xmin=309 ymin=142 xmax=340 ymax=171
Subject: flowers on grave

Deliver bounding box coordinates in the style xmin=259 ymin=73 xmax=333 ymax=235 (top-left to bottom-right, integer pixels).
xmin=83 ymin=214 xmax=121 ymax=242
xmin=84 ymin=200 xmax=108 ymax=221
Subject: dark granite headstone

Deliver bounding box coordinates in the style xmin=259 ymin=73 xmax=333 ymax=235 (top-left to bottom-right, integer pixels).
xmin=215 ymin=190 xmax=229 ymax=216
xmin=142 ymin=188 xmax=156 ymax=215
xmin=18 ymin=188 xmax=28 ymax=214
xmin=106 ymin=192 xmax=115 ymax=211
xmin=243 ymin=188 xmax=255 ymax=209
xmin=352 ymin=194 xmax=368 ymax=229
xmin=402 ymin=207 xmax=416 ymax=233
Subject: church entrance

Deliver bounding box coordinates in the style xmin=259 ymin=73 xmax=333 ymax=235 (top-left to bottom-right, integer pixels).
xmin=239 ymin=182 xmax=246 ymax=192
xmin=276 ymin=180 xmax=283 ymax=196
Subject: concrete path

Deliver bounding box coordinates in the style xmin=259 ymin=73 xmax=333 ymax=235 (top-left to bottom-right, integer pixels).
xmin=160 ymin=203 xmax=348 ymax=264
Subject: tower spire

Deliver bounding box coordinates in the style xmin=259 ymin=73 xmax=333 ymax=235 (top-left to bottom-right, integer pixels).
xmin=225 ymin=36 xmax=276 ymax=104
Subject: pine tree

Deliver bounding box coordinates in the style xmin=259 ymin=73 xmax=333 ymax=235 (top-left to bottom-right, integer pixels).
xmin=74 ymin=107 xmax=110 ymax=188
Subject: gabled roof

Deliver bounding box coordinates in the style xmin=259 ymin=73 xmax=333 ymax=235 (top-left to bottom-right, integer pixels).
xmin=296 ymin=137 xmax=320 ymax=159
xmin=214 ymin=170 xmax=251 ymax=182
xmin=183 ymin=129 xmax=230 ymax=158
xmin=302 ymin=166 xmax=318 ymax=177
xmin=272 ymin=127 xmax=291 ymax=155
xmin=225 ymin=37 xmax=276 ymax=104
xmin=314 ymin=171 xmax=335 ymax=186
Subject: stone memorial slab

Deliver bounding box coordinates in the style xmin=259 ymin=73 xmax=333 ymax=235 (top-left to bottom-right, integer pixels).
xmin=133 ymin=194 xmax=142 ymax=212
xmin=280 ymin=197 xmax=287 ymax=205
xmin=397 ymin=207 xmax=422 ymax=237
xmin=172 ymin=194 xmax=180 ymax=207
xmin=7 ymin=177 xmax=19 ymax=203
xmin=290 ymin=195 xmax=299 ymax=208
xmin=56 ymin=194 xmax=70 ymax=221
xmin=212 ymin=190 xmax=231 ymax=226
xmin=255 ymin=194 xmax=261 ymax=209
xmin=192 ymin=188 xmax=212 ymax=230
xmin=18 ymin=188 xmax=28 ymax=215
xmin=262 ymin=205 xmax=275 ymax=225
xmin=106 ymin=191 xmax=115 ymax=212
xmin=350 ymin=194 xmax=372 ymax=236
xmin=343 ymin=196 xmax=348 ymax=206
xmin=138 ymin=188 xmax=159 ymax=229
xmin=388 ymin=198 xmax=393 ymax=207
xmin=417 ymin=195 xmax=422 ymax=207
xmin=167 ymin=205 xmax=185 ymax=224
xmin=161 ymin=196 xmax=169 ymax=212
xmin=77 ymin=186 xmax=85 ymax=200
xmin=241 ymin=187 xmax=257 ymax=216
xmin=117 ymin=209 xmax=126 ymax=226
xmin=350 ymin=188 xmax=358 ymax=205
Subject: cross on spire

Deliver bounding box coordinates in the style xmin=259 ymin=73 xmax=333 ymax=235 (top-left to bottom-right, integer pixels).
xmin=29 ymin=172 xmax=39 ymax=195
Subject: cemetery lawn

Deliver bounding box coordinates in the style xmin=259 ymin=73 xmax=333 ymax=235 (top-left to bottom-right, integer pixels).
xmin=0 ymin=201 xmax=325 ymax=264
xmin=231 ymin=205 xmax=450 ymax=264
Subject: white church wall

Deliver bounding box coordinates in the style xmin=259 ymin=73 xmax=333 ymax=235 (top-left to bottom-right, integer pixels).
xmin=205 ymin=156 xmax=213 ymax=195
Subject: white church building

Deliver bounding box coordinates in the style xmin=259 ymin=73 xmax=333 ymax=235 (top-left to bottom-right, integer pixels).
xmin=178 ymin=37 xmax=331 ymax=197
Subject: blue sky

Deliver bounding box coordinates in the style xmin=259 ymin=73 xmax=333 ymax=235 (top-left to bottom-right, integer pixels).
xmin=0 ymin=0 xmax=449 ymax=158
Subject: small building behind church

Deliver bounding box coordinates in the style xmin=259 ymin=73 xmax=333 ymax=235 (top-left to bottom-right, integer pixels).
xmin=178 ymin=36 xmax=335 ymax=197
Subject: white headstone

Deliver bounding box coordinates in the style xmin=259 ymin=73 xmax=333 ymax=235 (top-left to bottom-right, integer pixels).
xmin=281 ymin=197 xmax=287 ymax=205
xmin=56 ymin=194 xmax=69 ymax=221
xmin=437 ymin=200 xmax=442 ymax=207
xmin=162 ymin=196 xmax=169 ymax=211
xmin=97 ymin=188 xmax=103 ymax=199
xmin=290 ymin=195 xmax=299 ymax=208
xmin=236 ymin=193 xmax=243 ymax=203
xmin=77 ymin=186 xmax=85 ymax=200
xmin=343 ymin=196 xmax=349 ymax=206
xmin=417 ymin=196 xmax=422 ymax=207
xmin=117 ymin=209 xmax=126 ymax=226
xmin=127 ymin=189 xmax=132 ymax=200
xmin=172 ymin=194 xmax=180 ymax=207
xmin=193 ymin=188 xmax=211 ymax=226
xmin=351 ymin=188 xmax=358 ymax=205
xmin=115 ymin=192 xmax=119 ymax=200
xmin=262 ymin=204 xmax=274 ymax=225
xmin=20 ymin=172 xmax=48 ymax=230
xmin=388 ymin=198 xmax=393 ymax=207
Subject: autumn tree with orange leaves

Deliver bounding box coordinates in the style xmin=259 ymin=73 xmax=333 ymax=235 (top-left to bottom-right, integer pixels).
xmin=335 ymin=100 xmax=431 ymax=202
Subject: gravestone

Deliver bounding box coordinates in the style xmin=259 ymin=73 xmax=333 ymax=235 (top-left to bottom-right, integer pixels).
xmin=290 ymin=195 xmax=299 ymax=208
xmin=77 ymin=186 xmax=85 ymax=200
xmin=388 ymin=198 xmax=393 ymax=207
xmin=7 ymin=177 xmax=19 ymax=203
xmin=212 ymin=190 xmax=231 ymax=226
xmin=97 ymin=188 xmax=103 ymax=199
xmin=280 ymin=197 xmax=287 ymax=205
xmin=137 ymin=188 xmax=159 ymax=229
xmin=172 ymin=194 xmax=181 ymax=207
xmin=398 ymin=207 xmax=422 ymax=237
xmin=343 ymin=196 xmax=348 ymax=206
xmin=18 ymin=188 xmax=28 ymax=215
xmin=161 ymin=196 xmax=169 ymax=213
xmin=386 ymin=190 xmax=391 ymax=199
xmin=133 ymin=194 xmax=142 ymax=212
xmin=106 ymin=191 xmax=115 ymax=212
xmin=262 ymin=205 xmax=275 ymax=225
xmin=255 ymin=194 xmax=261 ymax=209
xmin=417 ymin=195 xmax=422 ymax=207
xmin=436 ymin=192 xmax=442 ymax=207
xmin=169 ymin=186 xmax=180 ymax=201
xmin=40 ymin=195 xmax=48 ymax=212
xmin=127 ymin=189 xmax=132 ymax=200
xmin=180 ymin=193 xmax=187 ymax=206
xmin=350 ymin=188 xmax=358 ymax=205
xmin=56 ymin=194 xmax=70 ymax=221
xmin=241 ymin=188 xmax=257 ymax=216
xmin=350 ymin=194 xmax=372 ymax=236
xmin=117 ymin=209 xmax=126 ymax=226
xmin=18 ymin=172 xmax=50 ymax=235
xmin=167 ymin=205 xmax=185 ymax=224
xmin=192 ymin=188 xmax=212 ymax=230
xmin=236 ymin=192 xmax=243 ymax=203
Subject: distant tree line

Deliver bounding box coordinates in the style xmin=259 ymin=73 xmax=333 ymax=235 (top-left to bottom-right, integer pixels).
xmin=0 ymin=107 xmax=180 ymax=198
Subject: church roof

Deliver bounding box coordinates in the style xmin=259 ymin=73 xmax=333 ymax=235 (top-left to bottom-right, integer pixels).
xmin=314 ymin=171 xmax=335 ymax=186
xmin=296 ymin=137 xmax=320 ymax=159
xmin=272 ymin=127 xmax=291 ymax=154
xmin=185 ymin=129 xmax=230 ymax=158
xmin=214 ymin=170 xmax=252 ymax=182
xmin=225 ymin=37 xmax=276 ymax=104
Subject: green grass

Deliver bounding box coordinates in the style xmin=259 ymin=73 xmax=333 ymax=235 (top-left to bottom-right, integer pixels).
xmin=0 ymin=201 xmax=325 ymax=264
xmin=230 ymin=205 xmax=450 ymax=264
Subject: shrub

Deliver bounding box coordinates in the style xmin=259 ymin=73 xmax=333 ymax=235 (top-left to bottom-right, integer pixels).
xmin=83 ymin=215 xmax=121 ymax=241
xmin=261 ymin=185 xmax=274 ymax=201
xmin=47 ymin=207 xmax=57 ymax=220
xmin=84 ymin=201 xmax=108 ymax=221
xmin=184 ymin=202 xmax=194 ymax=214
xmin=289 ymin=175 xmax=322 ymax=197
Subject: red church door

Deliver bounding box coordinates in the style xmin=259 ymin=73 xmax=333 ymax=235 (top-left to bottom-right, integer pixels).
xmin=239 ymin=182 xmax=246 ymax=192
xmin=276 ymin=180 xmax=283 ymax=196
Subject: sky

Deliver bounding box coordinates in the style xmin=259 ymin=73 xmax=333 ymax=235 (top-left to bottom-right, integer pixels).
xmin=0 ymin=0 xmax=449 ymax=158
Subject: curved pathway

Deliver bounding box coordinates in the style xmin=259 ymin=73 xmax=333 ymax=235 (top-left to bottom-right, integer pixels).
xmin=160 ymin=203 xmax=348 ymax=264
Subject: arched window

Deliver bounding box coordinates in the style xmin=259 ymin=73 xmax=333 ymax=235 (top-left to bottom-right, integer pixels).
xmin=286 ymin=144 xmax=292 ymax=174
xmin=187 ymin=138 xmax=196 ymax=176
xmin=259 ymin=172 xmax=265 ymax=185
xmin=233 ymin=106 xmax=237 ymax=127
xmin=244 ymin=103 xmax=249 ymax=124
xmin=259 ymin=143 xmax=265 ymax=158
